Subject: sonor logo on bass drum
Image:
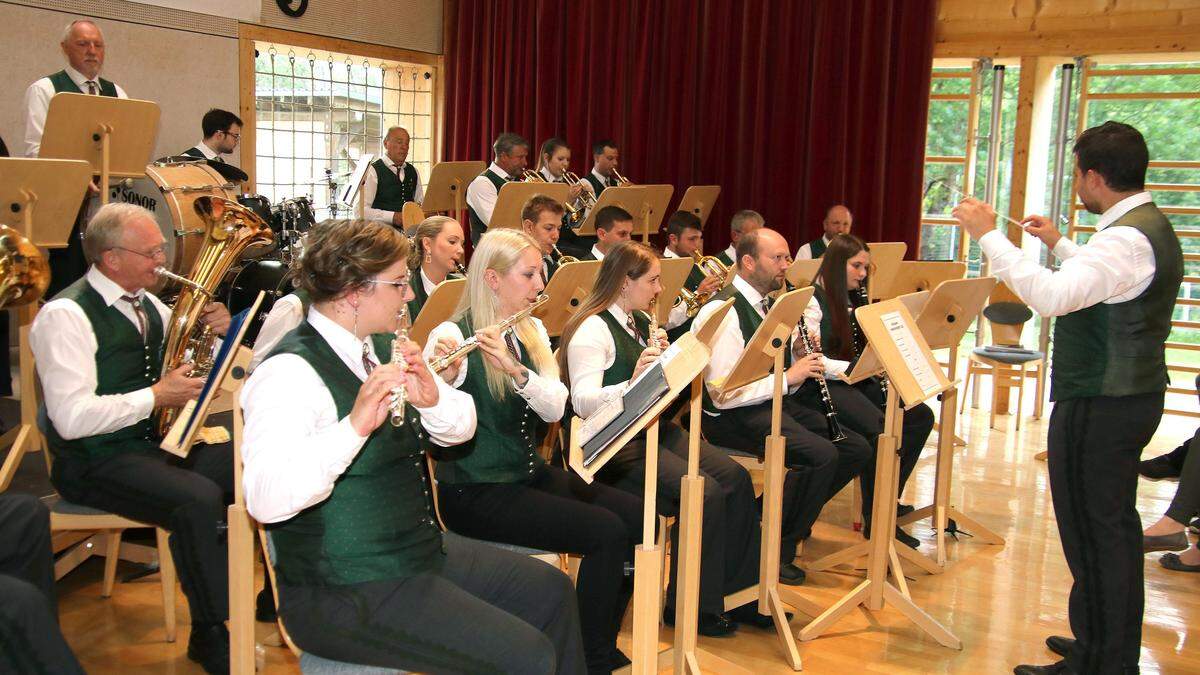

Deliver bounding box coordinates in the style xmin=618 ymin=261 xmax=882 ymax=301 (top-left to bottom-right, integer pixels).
xmin=111 ymin=186 xmax=159 ymax=211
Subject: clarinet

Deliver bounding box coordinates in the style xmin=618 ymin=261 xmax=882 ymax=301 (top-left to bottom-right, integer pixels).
xmin=798 ymin=321 xmax=847 ymax=442
xmin=851 ymin=284 xmax=889 ymax=399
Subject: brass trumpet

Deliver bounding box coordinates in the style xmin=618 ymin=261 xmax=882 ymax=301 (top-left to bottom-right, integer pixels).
xmin=612 ymin=169 xmax=632 ymax=186
xmin=521 ymin=169 xmax=546 ymax=182
xmin=676 ymin=252 xmax=730 ymax=318
xmin=562 ymin=171 xmax=597 ymax=215
xmin=429 ymin=294 xmax=551 ymax=373
xmin=527 ymin=169 xmax=585 ymax=223
xmin=553 ymin=245 xmax=578 ymax=265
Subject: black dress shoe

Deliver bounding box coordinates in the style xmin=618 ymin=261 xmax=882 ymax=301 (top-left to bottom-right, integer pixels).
xmin=187 ymin=623 xmax=231 ymax=674
xmin=1160 ymin=551 xmax=1200 ymax=572
xmin=256 ymin=587 xmax=277 ymax=623
xmin=895 ymin=527 xmax=920 ymax=549
xmin=778 ymin=562 xmax=806 ymax=586
xmin=663 ymin=609 xmax=739 ymax=637
xmin=1045 ymin=635 xmax=1074 ymax=658
xmin=608 ymin=648 xmax=632 ymax=670
xmin=729 ymin=603 xmax=791 ymax=629
xmin=1013 ymin=660 xmax=1071 ymax=674
xmin=897 ymin=503 xmax=915 ymax=517
xmin=1139 ymin=452 xmax=1184 ymax=480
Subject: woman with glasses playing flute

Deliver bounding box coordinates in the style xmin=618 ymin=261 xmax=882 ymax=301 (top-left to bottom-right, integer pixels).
xmin=426 ymin=228 xmax=641 ymax=675
xmin=240 ymin=220 xmax=584 ymax=674
xmin=559 ymin=240 xmax=769 ymax=638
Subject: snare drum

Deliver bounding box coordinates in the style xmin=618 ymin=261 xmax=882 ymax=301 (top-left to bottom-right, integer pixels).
xmin=110 ymin=162 xmax=234 ymax=281
xmin=226 ymin=259 xmax=293 ymax=346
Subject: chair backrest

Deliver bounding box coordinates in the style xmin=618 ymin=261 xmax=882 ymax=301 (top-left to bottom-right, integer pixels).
xmin=983 ymin=301 xmax=1033 ymax=347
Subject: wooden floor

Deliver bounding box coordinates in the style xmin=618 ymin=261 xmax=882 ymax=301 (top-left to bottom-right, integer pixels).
xmin=50 ymin=393 xmax=1200 ymax=674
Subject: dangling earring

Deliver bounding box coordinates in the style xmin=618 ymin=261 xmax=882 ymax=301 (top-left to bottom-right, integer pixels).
xmin=352 ymin=302 xmax=362 ymax=345
xmin=425 ymin=251 xmax=431 ymax=265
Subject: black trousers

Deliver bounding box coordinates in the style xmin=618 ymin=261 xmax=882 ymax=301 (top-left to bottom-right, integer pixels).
xmin=597 ymin=421 xmax=761 ymax=616
xmin=704 ymin=389 xmax=872 ymax=561
xmin=437 ymin=464 xmax=640 ymax=673
xmin=0 ymin=494 xmax=85 ymax=674
xmin=844 ymin=379 xmax=935 ymax=523
xmin=1165 ymin=428 xmax=1200 ymax=524
xmin=45 ymin=204 xmax=89 ymax=299
xmin=279 ymin=532 xmax=586 ymax=675
xmin=1048 ymin=393 xmax=1163 ymax=674
xmin=50 ymin=443 xmax=233 ymax=625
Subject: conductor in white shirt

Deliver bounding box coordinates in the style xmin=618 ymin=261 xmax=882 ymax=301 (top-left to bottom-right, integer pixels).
xmin=954 ymin=121 xmax=1182 ymax=675
xmin=29 ymin=203 xmax=235 ymax=674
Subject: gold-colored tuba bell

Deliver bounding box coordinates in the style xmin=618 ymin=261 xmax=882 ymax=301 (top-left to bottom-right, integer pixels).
xmin=152 ymin=195 xmax=274 ymax=438
xmin=0 ymin=225 xmax=50 ymax=310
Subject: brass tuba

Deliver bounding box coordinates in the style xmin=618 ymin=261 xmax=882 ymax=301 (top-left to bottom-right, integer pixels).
xmin=153 ymin=196 xmax=274 ymax=437
xmin=0 ymin=225 xmax=50 ymax=310
xmin=676 ymin=251 xmax=729 ymax=318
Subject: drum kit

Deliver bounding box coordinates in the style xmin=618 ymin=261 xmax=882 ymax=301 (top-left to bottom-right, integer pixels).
xmin=111 ymin=157 xmax=324 ymax=345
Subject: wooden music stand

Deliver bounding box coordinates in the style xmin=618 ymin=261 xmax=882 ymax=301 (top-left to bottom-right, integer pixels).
xmin=488 ymin=182 xmax=571 ymax=230
xmin=881 ymin=261 xmax=968 ymax=300
xmin=637 ymin=185 xmax=675 ymax=243
xmin=784 ymin=258 xmax=823 ymax=289
xmin=409 ymin=278 xmax=467 ymax=347
xmin=421 ymin=161 xmax=486 ymax=221
xmin=799 ymin=299 xmax=961 ymax=650
xmin=896 ymin=277 xmax=1003 ymax=566
xmin=39 ymin=93 xmax=161 ymax=205
xmin=676 ymin=186 xmax=721 ymax=229
xmin=863 ymin=242 xmax=907 ymax=302
xmin=656 ymin=257 xmax=694 ymax=326
xmin=708 ymin=286 xmax=823 ymax=671
xmin=0 ymin=158 xmax=93 ymax=476
xmin=575 ymin=186 xmax=648 ymax=236
xmin=568 ymin=333 xmax=741 ymax=674
xmin=533 ymin=260 xmax=602 ymax=337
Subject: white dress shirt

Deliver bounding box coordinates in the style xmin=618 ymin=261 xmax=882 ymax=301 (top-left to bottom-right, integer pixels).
xmin=802 ymin=290 xmax=851 ymax=378
xmin=978 ymin=191 xmax=1158 ymax=318
xmin=424 ymin=317 xmax=566 ymax=423
xmin=363 ymin=155 xmax=425 ymax=223
xmin=466 ymin=161 xmax=510 ymax=227
xmin=419 ymin=268 xmax=439 ymax=297
xmin=566 ymin=303 xmax=648 ymax=418
xmin=30 ymin=266 xmax=170 ymax=440
xmin=590 ymin=244 xmax=605 ymax=261
xmin=189 ymin=141 xmax=220 ymax=161
xmin=795 ymin=234 xmax=833 ymax=261
xmin=662 ymin=247 xmax=692 ymax=330
xmin=721 ymin=244 xmax=736 ymax=263
xmin=691 ymin=275 xmax=801 ymax=413
xmin=248 ymin=293 xmax=304 ymax=371
xmin=23 ymin=65 xmax=128 ymax=157
xmin=240 ymin=306 xmax=476 ymax=524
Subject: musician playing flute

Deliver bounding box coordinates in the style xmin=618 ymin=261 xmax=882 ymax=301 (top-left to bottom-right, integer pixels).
xmin=805 ymin=234 xmax=934 ymax=548
xmin=425 ymin=229 xmax=640 ymax=675
xmin=693 ymin=228 xmax=871 ymax=585
xmin=560 ymin=241 xmax=770 ymax=637
xmin=241 ymin=220 xmax=584 ymax=673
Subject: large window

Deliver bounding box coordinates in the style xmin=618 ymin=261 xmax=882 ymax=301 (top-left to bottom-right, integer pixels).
xmin=250 ymin=36 xmax=437 ymax=219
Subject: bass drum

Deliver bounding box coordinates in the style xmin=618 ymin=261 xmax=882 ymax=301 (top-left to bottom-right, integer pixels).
xmin=225 ymin=259 xmax=293 ymax=347
xmin=111 ymin=162 xmax=234 ymax=291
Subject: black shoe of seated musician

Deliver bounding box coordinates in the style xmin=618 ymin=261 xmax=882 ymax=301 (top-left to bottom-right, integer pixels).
xmin=897 ymin=503 xmax=916 ymax=518
xmin=1013 ymin=660 xmax=1073 ymax=674
xmin=1139 ymin=447 xmax=1187 ymax=480
xmin=187 ymin=623 xmax=231 ymax=675
xmin=729 ymin=602 xmax=792 ymax=629
xmin=608 ymin=647 xmax=632 ymax=670
xmin=778 ymin=562 xmax=806 ymax=586
xmin=1045 ymin=635 xmax=1074 ymax=658
xmin=863 ymin=523 xmax=920 ymax=550
xmin=663 ymin=608 xmax=738 ymax=637
xmin=256 ymin=587 xmax=277 ymax=623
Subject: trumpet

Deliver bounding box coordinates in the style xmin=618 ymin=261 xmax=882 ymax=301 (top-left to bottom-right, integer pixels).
xmin=553 ymin=245 xmax=578 ymax=265
xmin=521 ymin=169 xmax=546 ymax=182
xmin=528 ymin=168 xmax=586 ymax=223
xmin=563 ymin=171 xmax=598 ymax=215
xmin=428 ymin=294 xmax=551 ymax=373
xmin=675 ymin=252 xmax=730 ymax=318
xmin=390 ymin=306 xmax=411 ymax=427
xmin=612 ymin=169 xmax=632 ymax=186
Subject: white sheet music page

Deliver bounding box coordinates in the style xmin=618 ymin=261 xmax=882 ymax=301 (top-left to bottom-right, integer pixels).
xmin=880 ymin=310 xmax=940 ymax=396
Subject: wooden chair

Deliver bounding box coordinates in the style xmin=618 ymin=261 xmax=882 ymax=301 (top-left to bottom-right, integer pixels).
xmin=960 ymin=302 xmax=1046 ymax=430
xmin=0 ymin=401 xmax=178 ymax=643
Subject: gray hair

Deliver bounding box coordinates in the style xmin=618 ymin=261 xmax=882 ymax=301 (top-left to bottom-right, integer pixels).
xmin=385 ymin=126 xmax=410 ymax=141
xmin=731 ymin=209 xmax=764 ymax=234
xmin=61 ymin=19 xmax=100 ymax=44
xmin=493 ymin=132 xmax=529 ymax=157
xmin=83 ymin=203 xmax=153 ymax=264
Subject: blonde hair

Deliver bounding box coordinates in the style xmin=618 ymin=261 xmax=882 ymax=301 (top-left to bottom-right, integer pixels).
xmin=407 ymin=215 xmax=460 ymax=270
xmin=454 ymin=228 xmax=558 ymax=400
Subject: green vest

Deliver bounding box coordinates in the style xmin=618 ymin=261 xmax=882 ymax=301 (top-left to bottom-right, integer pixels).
xmin=808 ymin=237 xmax=828 ymax=258
xmin=467 ymin=169 xmax=509 ymax=240
xmin=436 ymin=316 xmax=543 ymax=484
xmin=370 ymin=159 xmax=418 ymax=212
xmin=44 ymin=278 xmax=164 ymax=461
xmin=48 ymin=70 xmax=118 ymax=97
xmin=596 ymin=310 xmax=652 ymax=387
xmin=701 ymin=285 xmax=792 ymax=414
xmin=406 ymin=273 xmax=430 ymax=320
xmin=1050 ymin=203 xmax=1183 ymax=401
xmin=715 ymin=250 xmax=734 ymax=267
xmin=265 ymin=323 xmax=444 ymax=586
xmin=584 ymin=171 xmax=615 ymax=197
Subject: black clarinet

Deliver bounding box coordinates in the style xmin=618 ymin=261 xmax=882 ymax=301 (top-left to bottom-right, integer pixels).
xmin=853 ymin=281 xmax=889 ymax=399
xmin=799 ymin=321 xmax=847 ymax=442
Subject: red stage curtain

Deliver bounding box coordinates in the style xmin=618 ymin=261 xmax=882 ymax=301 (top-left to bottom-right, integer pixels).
xmin=444 ymin=0 xmax=935 ymax=254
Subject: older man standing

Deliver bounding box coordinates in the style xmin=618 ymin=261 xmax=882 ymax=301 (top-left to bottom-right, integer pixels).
xmin=363 ymin=126 xmax=424 ymax=227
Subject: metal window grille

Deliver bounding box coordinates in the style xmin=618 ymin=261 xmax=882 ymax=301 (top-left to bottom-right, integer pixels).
xmin=253 ymin=41 xmax=435 ymax=219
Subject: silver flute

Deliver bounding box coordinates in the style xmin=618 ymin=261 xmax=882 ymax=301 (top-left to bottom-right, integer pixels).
xmin=389 ymin=307 xmax=411 ymax=427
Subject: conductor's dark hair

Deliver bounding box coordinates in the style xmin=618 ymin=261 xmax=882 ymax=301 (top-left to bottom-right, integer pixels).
xmin=201 ymin=109 xmax=243 ymax=139
xmin=1073 ymin=121 xmax=1149 ymax=192
xmin=595 ymin=205 xmax=633 ymax=233
xmin=592 ymin=139 xmax=619 ymax=156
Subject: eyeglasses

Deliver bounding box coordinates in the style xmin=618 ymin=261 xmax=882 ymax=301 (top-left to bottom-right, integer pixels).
xmin=112 ymin=245 xmax=167 ymax=260
xmin=364 ymin=278 xmax=410 ymax=292
xmin=223 ymin=130 xmax=241 ymax=140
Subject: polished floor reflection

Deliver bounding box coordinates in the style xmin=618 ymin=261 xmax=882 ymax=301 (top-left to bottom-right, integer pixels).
xmin=56 ymin=393 xmax=1199 ymax=674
